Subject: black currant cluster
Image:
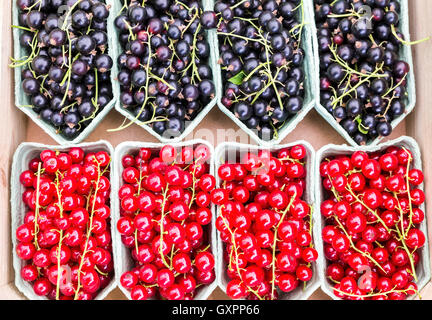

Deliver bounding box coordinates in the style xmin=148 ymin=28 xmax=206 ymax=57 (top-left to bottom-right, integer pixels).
xmin=217 ymin=0 xmax=306 ymax=141
xmin=315 ymin=0 xmax=410 ymax=144
xmin=14 ymin=0 xmax=114 ymax=140
xmin=114 ymin=0 xmax=216 ymax=138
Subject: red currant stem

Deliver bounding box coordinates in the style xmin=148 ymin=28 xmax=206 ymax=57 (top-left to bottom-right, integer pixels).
xmin=54 ymin=171 xmax=66 ymax=300
xmin=74 ymin=160 xmax=103 ymax=300
xmin=198 ymin=244 xmax=211 ymax=253
xmin=374 ymin=241 xmax=384 ymax=249
xmin=345 ymin=184 xmax=390 ymax=232
xmin=158 ymin=185 xmax=171 ymax=270
xmin=333 ymin=285 xmax=420 ymax=299
xmin=33 ymin=162 xmax=42 ymax=251
xmin=390 ymin=24 xmax=430 ymax=46
xmin=94 ymin=265 xmax=108 ymax=277
xmin=219 ymin=211 xmax=263 ymax=300
xmin=401 ymin=148 xmax=415 ymax=237
xmin=134 ymin=167 xmax=146 ymax=257
xmin=334 ymin=216 xmax=386 ymax=273
xmin=188 ymin=156 xmax=202 ymax=209
xmin=279 ymin=156 xmax=303 ymax=165
xmin=325 ymin=174 xmax=342 ymax=202
xmin=392 ymin=221 xmax=418 ymax=282
xmin=270 ymin=194 xmax=297 ymax=299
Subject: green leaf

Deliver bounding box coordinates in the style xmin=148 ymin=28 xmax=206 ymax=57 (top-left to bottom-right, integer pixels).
xmin=228 ymin=71 xmax=246 ymax=85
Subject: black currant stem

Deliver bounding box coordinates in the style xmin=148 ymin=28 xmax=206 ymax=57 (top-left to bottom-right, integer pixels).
xmin=331 ymin=63 xmax=384 ymax=107
xmin=230 ymin=0 xmax=249 ymax=10
xmin=181 ymin=7 xmax=199 ymax=38
xmin=61 ymin=0 xmax=83 ymax=31
xmin=391 ymin=24 xmax=430 ymax=46
xmin=260 ymin=32 xmax=285 ymax=111
xmin=175 ymin=0 xmax=192 ymax=12
xmin=124 ymin=20 xmax=137 ymax=41
xmin=181 ymin=23 xmax=202 ymax=85
xmin=9 ymin=31 xmax=39 ymax=68
xmin=74 ymin=159 xmax=103 ymax=300
xmin=26 ymin=0 xmax=43 ymax=11
xmin=290 ymin=0 xmax=305 ymax=47
xmin=217 ymin=32 xmax=267 ymax=46
xmin=79 ymin=68 xmax=100 ymax=123
xmin=147 ymin=71 xmax=176 ymax=90
xmin=328 ymin=44 xmax=387 ymax=79
xmin=119 ymin=0 xmax=128 ymax=14
xmin=33 ymin=162 xmax=42 ymax=251
xmin=327 ymin=10 xmax=363 ymax=19
xmin=108 ymin=33 xmax=168 ymax=132
xmin=270 ymin=194 xmax=297 ymax=299
xmin=11 ymin=25 xmax=34 ymax=32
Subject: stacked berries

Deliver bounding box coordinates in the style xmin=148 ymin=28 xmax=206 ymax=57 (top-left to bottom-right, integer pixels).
xmin=114 ymin=0 xmax=216 ymax=137
xmin=319 ymin=146 xmax=425 ymax=300
xmin=213 ymin=145 xmax=317 ymax=300
xmin=216 ymin=0 xmax=307 ymax=141
xmin=117 ymin=144 xmax=216 ymax=300
xmin=14 ymin=0 xmax=114 ymax=140
xmin=315 ymin=0 xmax=410 ymax=144
xmin=16 ymin=147 xmax=113 ymax=300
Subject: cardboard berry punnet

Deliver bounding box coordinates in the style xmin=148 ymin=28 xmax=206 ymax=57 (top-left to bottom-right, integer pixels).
xmin=213 ymin=140 xmax=321 ymax=300
xmin=10 ymin=140 xmax=117 ymax=300
xmin=112 ymin=139 xmax=218 ymax=300
xmin=314 ymin=136 xmax=430 ymax=300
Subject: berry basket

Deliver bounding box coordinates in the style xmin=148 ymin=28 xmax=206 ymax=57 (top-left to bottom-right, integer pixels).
xmin=215 ymin=0 xmax=317 ymax=147
xmin=314 ymin=136 xmax=431 ymax=300
xmin=310 ymin=0 xmax=416 ymax=147
xmin=213 ymin=141 xmax=320 ymax=299
xmin=10 ymin=140 xmax=117 ymax=300
xmin=112 ymin=139 xmax=218 ymax=300
xmin=110 ymin=0 xmax=221 ymax=144
xmin=12 ymin=0 xmax=118 ymax=145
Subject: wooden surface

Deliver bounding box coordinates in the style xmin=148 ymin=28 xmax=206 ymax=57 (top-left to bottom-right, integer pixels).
xmin=1 ymin=0 xmax=431 ymax=300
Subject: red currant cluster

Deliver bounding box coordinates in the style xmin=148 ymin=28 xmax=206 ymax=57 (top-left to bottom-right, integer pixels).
xmin=213 ymin=145 xmax=317 ymax=300
xmin=16 ymin=147 xmax=113 ymax=300
xmin=320 ymin=146 xmax=425 ymax=300
xmin=117 ymin=144 xmax=216 ymax=300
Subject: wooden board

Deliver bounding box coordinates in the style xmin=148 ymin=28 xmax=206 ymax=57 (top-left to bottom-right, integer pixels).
xmin=1 ymin=0 xmax=431 ymax=300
